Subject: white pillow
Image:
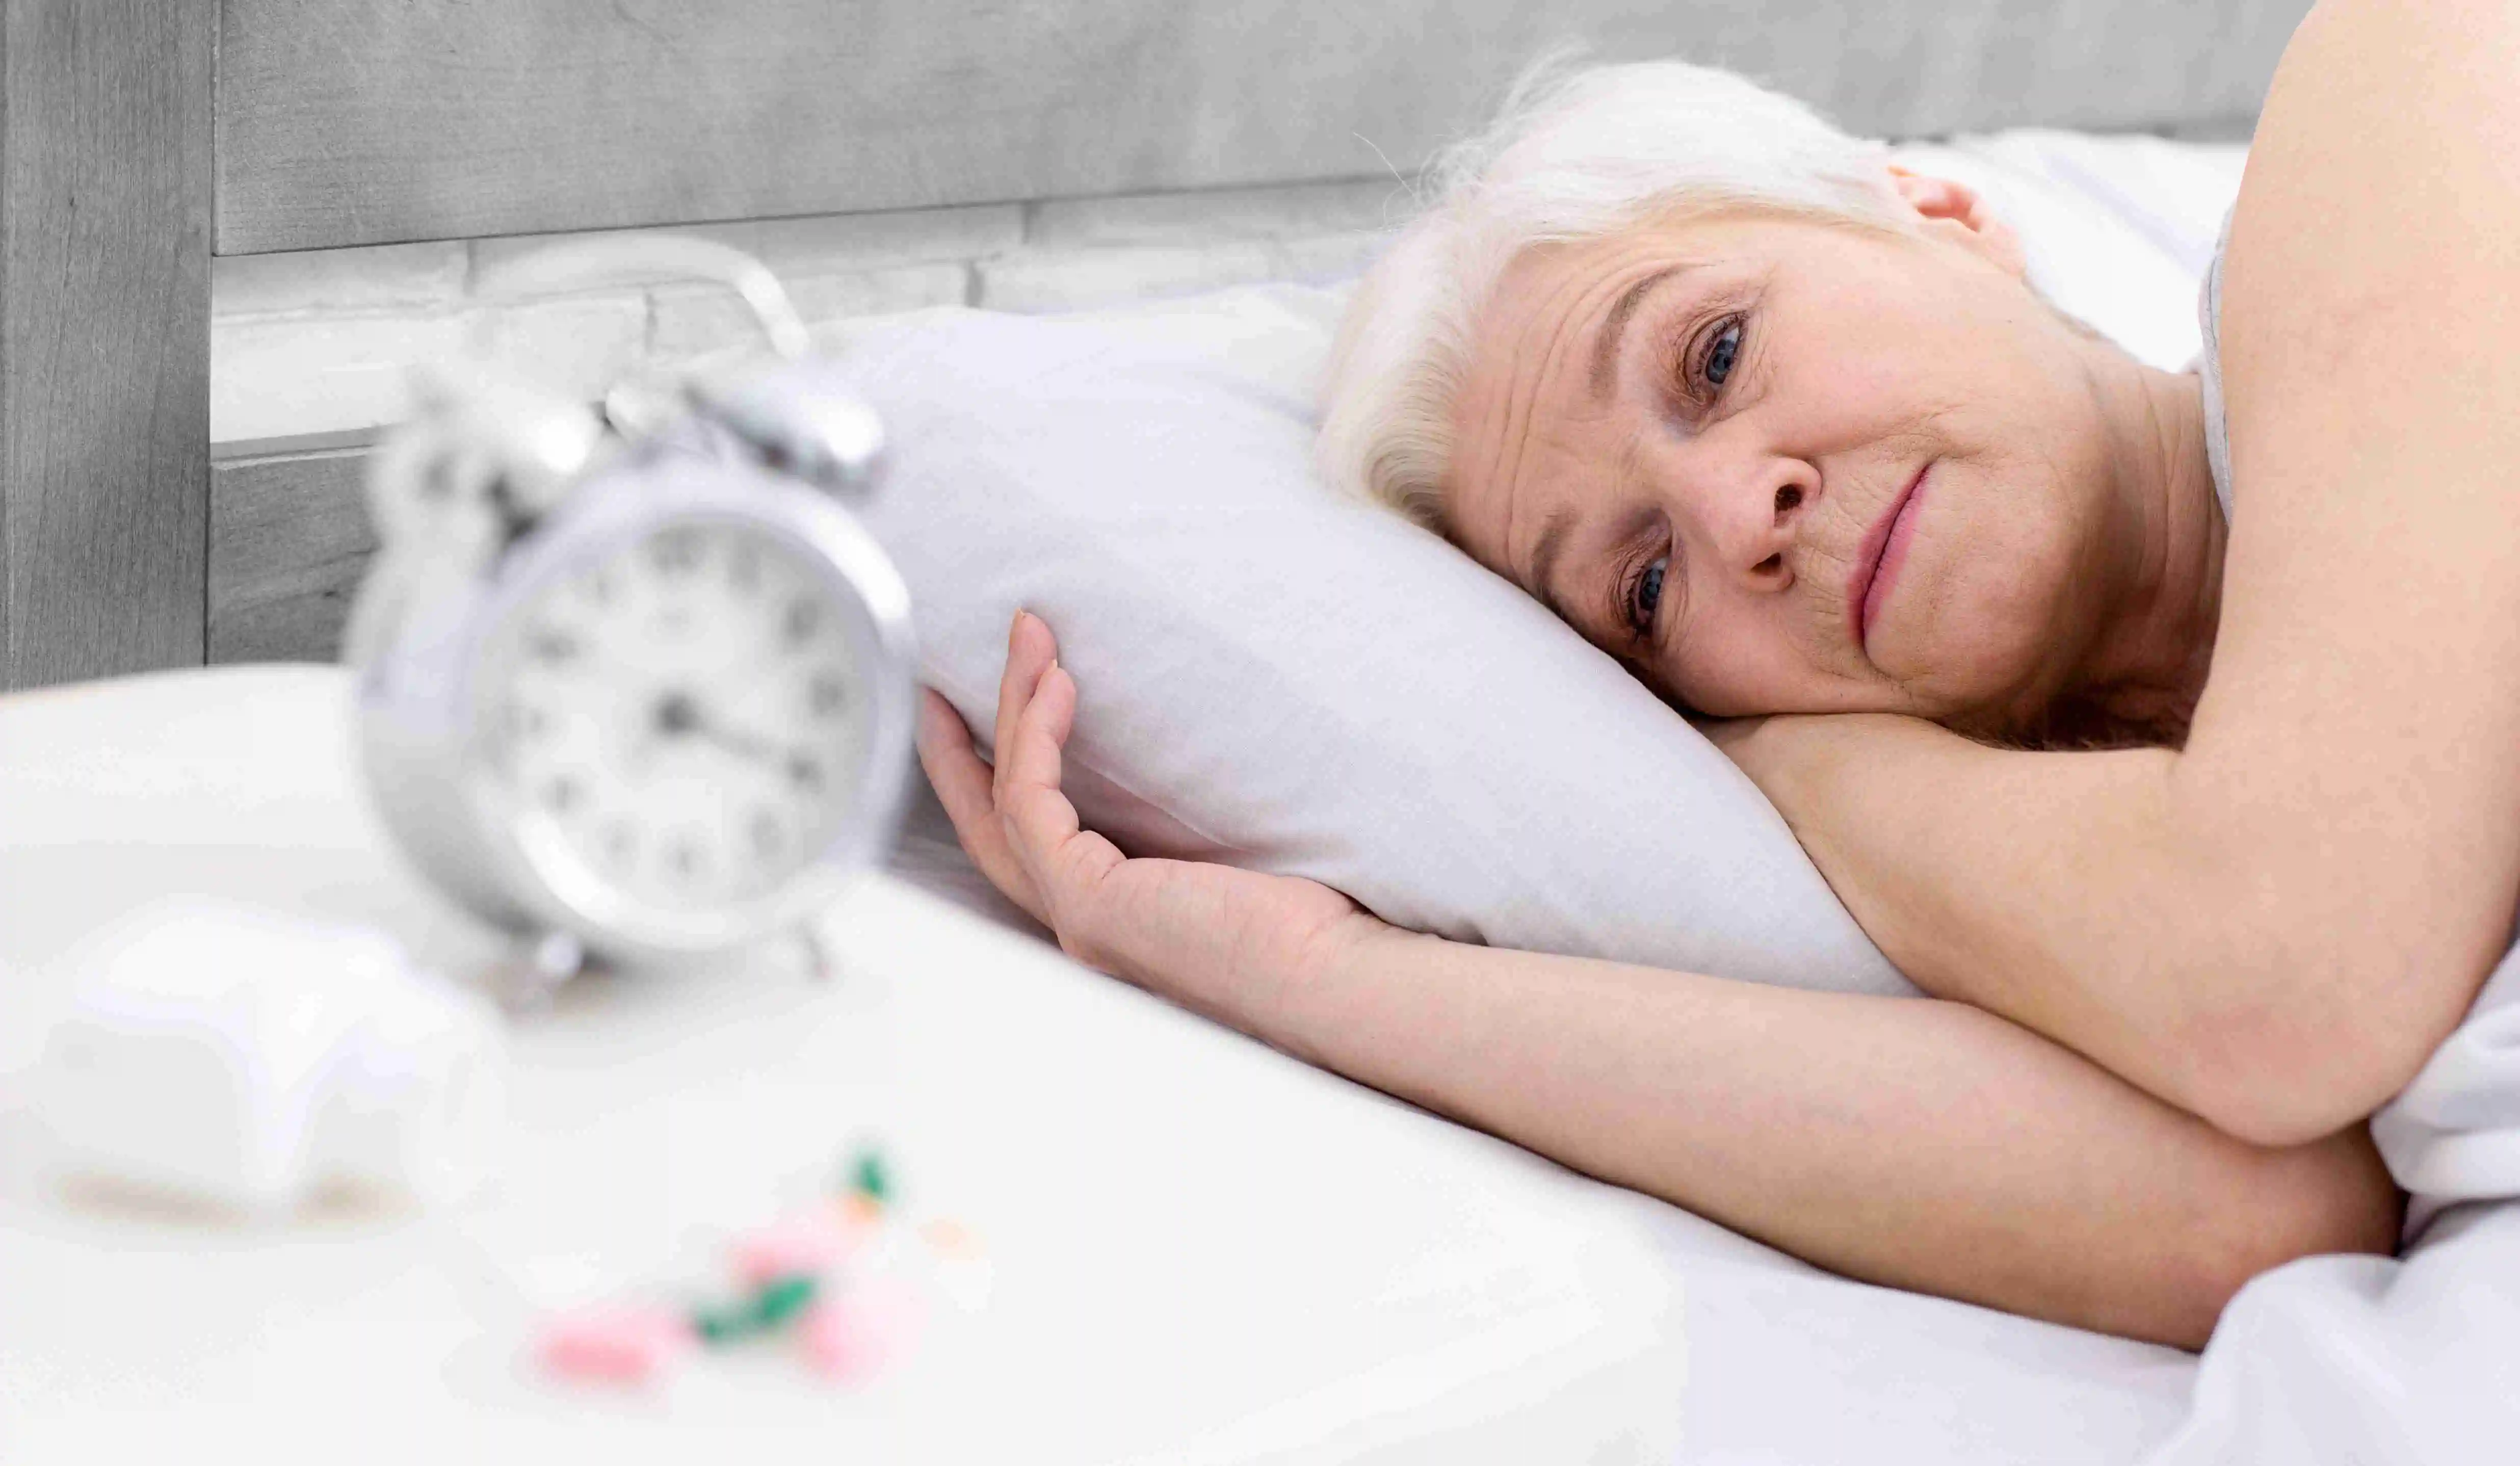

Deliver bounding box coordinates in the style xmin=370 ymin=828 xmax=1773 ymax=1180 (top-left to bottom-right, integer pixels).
xmin=841 ymin=286 xmax=1913 ymax=997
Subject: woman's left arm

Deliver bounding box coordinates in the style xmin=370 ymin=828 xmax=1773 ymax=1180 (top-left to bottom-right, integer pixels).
xmin=1722 ymin=0 xmax=2520 ymax=1150
xmin=1716 ymin=697 xmax=2509 ymax=1152
xmin=1712 ymin=718 xmax=2275 ymax=1136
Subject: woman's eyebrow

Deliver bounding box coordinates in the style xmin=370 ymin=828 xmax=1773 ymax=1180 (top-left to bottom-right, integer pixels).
xmin=1588 ymin=264 xmax=1693 ymax=401
xmin=1526 ymin=506 xmax=1579 ymax=623
xmin=1527 ymin=503 xmax=1659 ymax=641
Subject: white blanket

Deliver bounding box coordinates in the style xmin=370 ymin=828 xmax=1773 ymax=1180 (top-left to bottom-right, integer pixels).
xmin=2147 ymin=949 xmax=2520 ymax=1463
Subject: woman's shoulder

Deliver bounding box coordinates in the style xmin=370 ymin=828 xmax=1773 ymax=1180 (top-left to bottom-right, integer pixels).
xmin=2185 ymin=0 xmax=2520 ymax=1107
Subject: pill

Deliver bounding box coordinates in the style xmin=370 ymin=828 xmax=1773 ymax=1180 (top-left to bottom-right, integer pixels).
xmin=753 ymin=1273 xmax=820 ymax=1327
xmin=833 ymin=1190 xmax=885 ymax=1229
xmin=847 ymin=1148 xmax=891 ymax=1203
xmin=692 ymin=1272 xmax=822 ymax=1344
xmin=537 ymin=1303 xmax=693 ymax=1384
xmin=731 ymin=1214 xmax=860 ymax=1289
xmin=690 ymin=1301 xmax=757 ymax=1345
xmin=798 ymin=1278 xmax=927 ymax=1381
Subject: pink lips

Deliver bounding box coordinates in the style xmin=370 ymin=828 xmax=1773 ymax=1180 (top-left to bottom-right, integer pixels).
xmin=1851 ymin=464 xmax=1931 ymax=656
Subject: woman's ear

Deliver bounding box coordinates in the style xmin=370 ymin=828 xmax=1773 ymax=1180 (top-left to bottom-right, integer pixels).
xmin=1885 ymin=165 xmax=2027 ymax=279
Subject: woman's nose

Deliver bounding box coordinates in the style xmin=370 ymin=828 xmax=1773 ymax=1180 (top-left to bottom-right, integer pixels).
xmin=1700 ymin=460 xmax=1817 ymax=592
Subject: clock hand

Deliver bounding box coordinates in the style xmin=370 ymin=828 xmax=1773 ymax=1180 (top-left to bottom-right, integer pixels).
xmin=694 ymin=715 xmax=783 ymax=766
xmin=651 ymin=691 xmax=809 ymax=778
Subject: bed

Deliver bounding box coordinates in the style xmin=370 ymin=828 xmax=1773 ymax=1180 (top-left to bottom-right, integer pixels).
xmin=1 ymin=3 xmax=2354 ymax=1462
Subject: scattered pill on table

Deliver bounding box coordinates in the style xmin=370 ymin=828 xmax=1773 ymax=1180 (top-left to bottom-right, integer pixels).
xmin=537 ymin=1303 xmax=694 ymax=1385
xmin=732 ymin=1213 xmax=861 ymax=1289
xmin=834 ymin=1190 xmax=885 ymax=1229
xmin=693 ymin=1272 xmax=823 ymax=1344
xmin=534 ymin=1138 xmax=960 ymax=1389
xmin=798 ymin=1277 xmax=927 ymax=1381
xmin=847 ymin=1147 xmax=891 ymax=1203
xmin=753 ymin=1273 xmax=820 ymax=1327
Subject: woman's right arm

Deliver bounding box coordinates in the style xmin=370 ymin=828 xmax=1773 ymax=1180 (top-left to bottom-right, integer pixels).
xmin=930 ymin=615 xmax=2400 ymax=1350
xmin=1296 ymin=929 xmax=2396 ymax=1352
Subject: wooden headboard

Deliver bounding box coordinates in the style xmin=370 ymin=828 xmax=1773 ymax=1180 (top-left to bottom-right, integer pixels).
xmin=1 ymin=0 xmax=2311 ymax=689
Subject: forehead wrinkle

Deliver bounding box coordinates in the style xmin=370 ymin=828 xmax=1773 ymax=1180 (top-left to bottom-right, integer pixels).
xmin=1468 ymin=242 xmax=1690 ymax=588
xmin=1486 ymin=258 xmax=1609 ymax=583
xmin=1512 ymin=284 xmax=1670 ymax=637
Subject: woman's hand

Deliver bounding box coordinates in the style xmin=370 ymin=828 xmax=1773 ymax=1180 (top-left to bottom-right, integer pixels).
xmin=915 ymin=611 xmax=1387 ymax=1033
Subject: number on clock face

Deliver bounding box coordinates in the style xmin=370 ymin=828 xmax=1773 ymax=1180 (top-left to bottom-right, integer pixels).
xmin=483 ymin=518 xmax=868 ymax=910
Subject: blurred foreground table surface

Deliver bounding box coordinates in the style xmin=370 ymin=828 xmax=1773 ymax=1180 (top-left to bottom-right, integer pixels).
xmin=0 ymin=666 xmax=1685 ymax=1463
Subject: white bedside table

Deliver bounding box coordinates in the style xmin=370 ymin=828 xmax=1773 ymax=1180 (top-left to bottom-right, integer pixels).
xmin=0 ymin=666 xmax=1686 ymax=1463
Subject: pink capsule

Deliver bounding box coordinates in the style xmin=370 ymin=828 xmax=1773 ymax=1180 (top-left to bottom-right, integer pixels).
xmin=536 ymin=1303 xmax=694 ymax=1385
xmin=798 ymin=1278 xmax=927 ymax=1382
xmin=731 ymin=1213 xmax=862 ymax=1290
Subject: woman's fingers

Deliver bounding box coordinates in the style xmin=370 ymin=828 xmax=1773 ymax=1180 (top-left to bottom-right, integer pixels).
xmin=992 ymin=612 xmax=1059 ymax=802
xmin=999 ymin=663 xmax=1127 ymax=937
xmin=921 ymin=611 xmax=1127 ymax=955
xmin=916 ymin=690 xmax=986 ymax=807
xmin=915 ymin=687 xmax=1048 ymax=924
xmin=999 ymin=662 xmax=1083 ymax=851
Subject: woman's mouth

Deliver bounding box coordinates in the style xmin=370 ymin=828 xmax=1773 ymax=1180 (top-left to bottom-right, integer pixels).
xmin=1850 ymin=463 xmax=1932 ymax=658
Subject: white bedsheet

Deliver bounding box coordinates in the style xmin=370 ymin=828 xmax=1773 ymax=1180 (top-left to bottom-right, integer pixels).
xmin=2142 ymin=951 xmax=2520 ymax=1464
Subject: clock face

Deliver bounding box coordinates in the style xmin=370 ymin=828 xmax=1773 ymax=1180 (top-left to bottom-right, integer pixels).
xmin=477 ymin=517 xmax=870 ymax=914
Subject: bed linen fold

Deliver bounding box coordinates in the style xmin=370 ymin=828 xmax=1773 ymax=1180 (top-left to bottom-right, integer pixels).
xmin=2146 ymin=942 xmax=2520 ymax=1463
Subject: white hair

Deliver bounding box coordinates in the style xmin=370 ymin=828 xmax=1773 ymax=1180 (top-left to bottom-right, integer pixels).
xmin=1316 ymin=60 xmax=1907 ymax=529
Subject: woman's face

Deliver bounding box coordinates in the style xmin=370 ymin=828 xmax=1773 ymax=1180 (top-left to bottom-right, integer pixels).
xmin=1444 ymin=195 xmax=2127 ymax=728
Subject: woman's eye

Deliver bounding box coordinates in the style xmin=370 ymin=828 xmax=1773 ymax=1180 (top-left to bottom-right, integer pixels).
xmin=1701 ymin=318 xmax=1743 ymax=390
xmin=1628 ymin=554 xmax=1668 ymax=635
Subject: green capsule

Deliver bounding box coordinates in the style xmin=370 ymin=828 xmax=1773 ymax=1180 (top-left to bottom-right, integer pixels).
xmin=753 ymin=1272 xmax=820 ymax=1327
xmin=848 ymin=1147 xmax=891 ymax=1203
xmin=691 ymin=1301 xmax=759 ymax=1345
xmin=691 ymin=1273 xmax=823 ymax=1344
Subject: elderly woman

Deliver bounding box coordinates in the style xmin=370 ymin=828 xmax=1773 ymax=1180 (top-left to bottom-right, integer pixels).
xmin=916 ymin=0 xmax=2519 ymax=1350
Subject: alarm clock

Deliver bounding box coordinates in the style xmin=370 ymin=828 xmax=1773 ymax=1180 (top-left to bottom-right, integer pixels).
xmin=346 ymin=241 xmax=916 ymax=994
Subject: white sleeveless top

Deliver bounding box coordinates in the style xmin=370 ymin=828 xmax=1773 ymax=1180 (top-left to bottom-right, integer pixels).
xmin=2195 ymin=224 xmax=2236 ymax=522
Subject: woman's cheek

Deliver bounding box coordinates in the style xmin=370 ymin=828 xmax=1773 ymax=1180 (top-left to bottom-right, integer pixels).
xmin=1948 ymin=526 xmax=2076 ymax=702
xmin=1661 ymin=627 xmax=1779 ymax=719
